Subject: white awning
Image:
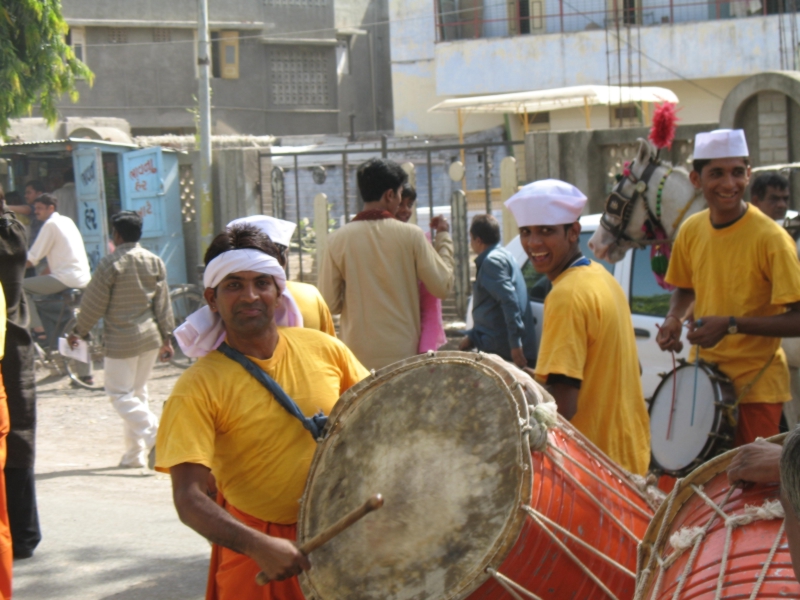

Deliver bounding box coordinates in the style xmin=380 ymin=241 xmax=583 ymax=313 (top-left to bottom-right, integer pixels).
xmin=428 ymin=85 xmax=679 ymax=115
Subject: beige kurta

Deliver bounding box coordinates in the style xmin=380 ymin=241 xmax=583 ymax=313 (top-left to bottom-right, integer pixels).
xmin=318 ymin=219 xmax=454 ymax=370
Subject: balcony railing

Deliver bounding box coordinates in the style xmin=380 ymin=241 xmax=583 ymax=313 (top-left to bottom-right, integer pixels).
xmin=434 ymin=0 xmax=795 ymax=40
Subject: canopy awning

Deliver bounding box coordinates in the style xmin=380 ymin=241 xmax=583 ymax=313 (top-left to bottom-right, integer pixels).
xmin=428 ymin=85 xmax=679 ymax=115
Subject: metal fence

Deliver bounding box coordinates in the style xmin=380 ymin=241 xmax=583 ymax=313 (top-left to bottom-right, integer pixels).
xmin=262 ymin=138 xmax=524 ymax=284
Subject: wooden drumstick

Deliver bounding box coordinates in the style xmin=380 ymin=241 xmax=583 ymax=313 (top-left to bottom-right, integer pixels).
xmin=255 ymin=493 xmax=384 ymax=586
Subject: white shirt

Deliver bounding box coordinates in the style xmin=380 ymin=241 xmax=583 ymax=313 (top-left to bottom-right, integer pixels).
xmin=28 ymin=212 xmax=91 ymax=288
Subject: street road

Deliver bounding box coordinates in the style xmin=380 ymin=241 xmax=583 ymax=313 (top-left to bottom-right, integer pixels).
xmin=13 ymin=363 xmax=208 ymax=600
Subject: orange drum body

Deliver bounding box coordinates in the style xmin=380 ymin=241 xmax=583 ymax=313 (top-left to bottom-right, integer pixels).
xmin=299 ymin=352 xmax=654 ymax=600
xmin=636 ymin=437 xmax=800 ymax=599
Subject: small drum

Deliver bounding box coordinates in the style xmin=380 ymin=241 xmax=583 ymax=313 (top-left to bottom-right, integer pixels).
xmin=298 ymin=351 xmax=654 ymax=600
xmin=635 ymin=436 xmax=800 ymax=599
xmin=649 ymin=359 xmax=736 ymax=477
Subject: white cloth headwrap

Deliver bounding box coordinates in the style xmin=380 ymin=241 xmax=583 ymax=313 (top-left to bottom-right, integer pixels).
xmin=505 ymin=179 xmax=587 ymax=227
xmin=174 ymin=249 xmax=303 ymax=358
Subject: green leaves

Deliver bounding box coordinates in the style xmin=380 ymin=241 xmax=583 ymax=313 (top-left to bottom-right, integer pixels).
xmin=0 ymin=0 xmax=93 ymax=135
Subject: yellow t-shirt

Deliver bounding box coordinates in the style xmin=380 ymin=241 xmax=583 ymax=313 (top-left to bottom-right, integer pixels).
xmin=155 ymin=327 xmax=369 ymax=524
xmin=535 ymin=262 xmax=651 ymax=475
xmin=286 ymin=280 xmax=336 ymax=337
xmin=666 ymin=207 xmax=800 ymax=404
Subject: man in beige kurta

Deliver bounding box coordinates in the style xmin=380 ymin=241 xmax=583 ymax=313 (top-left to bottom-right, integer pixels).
xmin=318 ymin=159 xmax=454 ymax=370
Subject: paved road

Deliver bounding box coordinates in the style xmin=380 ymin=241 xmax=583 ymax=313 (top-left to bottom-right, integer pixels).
xmin=13 ymin=363 xmax=209 ymax=600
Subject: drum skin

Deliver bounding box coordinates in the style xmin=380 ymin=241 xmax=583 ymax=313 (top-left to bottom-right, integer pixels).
xmin=637 ymin=437 xmax=800 ymax=599
xmin=298 ymin=352 xmax=654 ymax=600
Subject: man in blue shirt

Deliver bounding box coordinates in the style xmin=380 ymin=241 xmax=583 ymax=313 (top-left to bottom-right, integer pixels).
xmin=460 ymin=214 xmax=537 ymax=367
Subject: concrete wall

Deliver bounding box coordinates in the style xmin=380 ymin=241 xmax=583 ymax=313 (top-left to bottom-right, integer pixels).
xmin=335 ymin=0 xmax=395 ymax=132
xmin=57 ymin=0 xmax=394 ymax=137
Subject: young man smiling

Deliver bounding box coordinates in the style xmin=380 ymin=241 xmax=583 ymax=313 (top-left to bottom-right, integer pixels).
xmin=657 ymin=129 xmax=800 ymax=445
xmin=505 ymin=179 xmax=650 ymax=475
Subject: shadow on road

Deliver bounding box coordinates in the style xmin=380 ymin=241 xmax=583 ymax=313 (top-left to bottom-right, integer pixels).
xmin=15 ymin=547 xmax=208 ymax=600
xmin=35 ymin=467 xmax=158 ymax=482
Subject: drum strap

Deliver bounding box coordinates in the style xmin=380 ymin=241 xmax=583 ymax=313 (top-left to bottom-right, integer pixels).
xmin=724 ymin=354 xmax=776 ymax=427
xmin=217 ymin=342 xmax=328 ymax=440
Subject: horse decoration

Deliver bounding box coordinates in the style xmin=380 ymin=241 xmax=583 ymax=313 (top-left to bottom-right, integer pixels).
xmin=588 ymin=105 xmax=705 ymax=288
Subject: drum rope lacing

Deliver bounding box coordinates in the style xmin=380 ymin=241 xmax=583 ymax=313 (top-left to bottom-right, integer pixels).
xmin=634 ymin=483 xmax=786 ymax=600
xmin=489 ymin=403 xmax=650 ymax=600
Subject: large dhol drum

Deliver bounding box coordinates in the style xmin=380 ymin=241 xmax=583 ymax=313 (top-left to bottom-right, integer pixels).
xmin=649 ymin=360 xmax=736 ymax=477
xmin=636 ymin=435 xmax=799 ymax=599
xmin=298 ymin=351 xmax=655 ymax=600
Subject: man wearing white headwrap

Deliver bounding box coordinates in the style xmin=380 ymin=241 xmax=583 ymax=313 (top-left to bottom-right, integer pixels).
xmin=657 ymin=129 xmax=800 ymax=445
xmin=156 ymin=224 xmax=369 ymax=600
xmin=505 ymin=179 xmax=650 ymax=475
xmin=227 ymin=215 xmax=336 ymax=336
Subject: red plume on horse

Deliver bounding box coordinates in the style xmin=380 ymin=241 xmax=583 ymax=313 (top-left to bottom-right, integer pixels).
xmin=649 ymin=102 xmax=679 ymax=151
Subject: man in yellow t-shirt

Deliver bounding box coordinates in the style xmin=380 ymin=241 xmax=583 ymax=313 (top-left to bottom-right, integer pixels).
xmin=505 ymin=180 xmax=650 ymax=475
xmin=228 ymin=215 xmax=337 ymax=336
xmin=156 ymin=224 xmax=368 ymax=600
xmin=657 ymin=129 xmax=800 ymax=446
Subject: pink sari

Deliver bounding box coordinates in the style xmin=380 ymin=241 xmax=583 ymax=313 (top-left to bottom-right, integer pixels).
xmin=418 ymin=231 xmax=447 ymax=353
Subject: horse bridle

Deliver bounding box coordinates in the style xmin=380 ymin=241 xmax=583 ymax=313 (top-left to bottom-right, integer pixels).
xmin=600 ymin=159 xmax=663 ymax=247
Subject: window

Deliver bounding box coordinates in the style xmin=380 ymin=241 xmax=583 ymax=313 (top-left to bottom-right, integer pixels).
xmin=153 ymin=28 xmax=171 ymax=43
xmin=271 ymin=49 xmax=330 ymax=106
xmin=526 ymin=112 xmax=550 ymax=125
xmin=629 ymin=246 xmax=671 ymax=316
xmin=336 ymin=40 xmax=350 ymax=79
xmin=219 ymin=31 xmax=239 ymax=79
xmin=67 ymin=26 xmax=86 ymax=66
xmin=108 ymin=28 xmax=128 ymax=44
xmin=265 ymin=0 xmax=328 ymax=5
xmin=614 ymin=105 xmax=639 ymax=120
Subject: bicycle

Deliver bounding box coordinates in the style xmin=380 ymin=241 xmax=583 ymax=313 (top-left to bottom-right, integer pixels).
xmin=31 ymin=289 xmax=105 ymax=391
xmin=169 ymin=284 xmax=205 ymax=369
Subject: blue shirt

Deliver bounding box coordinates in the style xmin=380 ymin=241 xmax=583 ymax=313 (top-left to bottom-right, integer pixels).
xmin=466 ymin=243 xmax=537 ymax=363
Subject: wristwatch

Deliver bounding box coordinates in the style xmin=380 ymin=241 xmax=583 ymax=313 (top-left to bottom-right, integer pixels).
xmin=727 ymin=317 xmax=738 ymax=335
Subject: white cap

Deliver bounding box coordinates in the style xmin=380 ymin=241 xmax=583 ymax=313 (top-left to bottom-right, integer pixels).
xmin=693 ymin=129 xmax=749 ymax=160
xmin=504 ymin=179 xmax=587 ymax=227
xmin=227 ymin=215 xmax=297 ymax=248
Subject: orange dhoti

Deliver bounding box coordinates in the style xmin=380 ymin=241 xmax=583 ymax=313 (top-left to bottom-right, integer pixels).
xmin=734 ymin=402 xmax=785 ymax=446
xmin=0 ymin=369 xmax=13 ymax=599
xmin=206 ymin=495 xmax=304 ymax=600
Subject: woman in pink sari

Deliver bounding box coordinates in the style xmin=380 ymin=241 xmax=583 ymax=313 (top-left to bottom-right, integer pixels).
xmin=396 ymin=184 xmax=447 ymax=353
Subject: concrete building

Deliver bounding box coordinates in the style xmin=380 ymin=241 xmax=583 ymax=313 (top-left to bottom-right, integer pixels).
xmin=389 ymin=0 xmax=800 ymax=159
xmin=56 ymin=0 xmax=393 ymax=137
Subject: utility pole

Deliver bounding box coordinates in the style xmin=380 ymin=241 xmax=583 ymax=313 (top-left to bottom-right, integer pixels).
xmin=197 ymin=0 xmax=213 ymax=250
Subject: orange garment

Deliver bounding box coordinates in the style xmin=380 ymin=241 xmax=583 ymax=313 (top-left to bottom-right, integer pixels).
xmin=734 ymin=402 xmax=784 ymax=447
xmin=206 ymin=495 xmax=304 ymax=600
xmin=0 ymin=370 xmax=12 ymax=599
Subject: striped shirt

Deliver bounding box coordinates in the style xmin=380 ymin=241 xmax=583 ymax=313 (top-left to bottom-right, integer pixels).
xmin=75 ymin=243 xmax=174 ymax=359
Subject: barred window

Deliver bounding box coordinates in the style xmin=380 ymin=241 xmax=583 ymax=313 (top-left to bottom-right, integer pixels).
xmin=270 ymin=49 xmax=330 ymax=106
xmin=265 ymin=0 xmax=328 ymax=6
xmin=108 ymin=28 xmax=128 ymax=44
xmin=153 ymin=28 xmax=172 ymax=43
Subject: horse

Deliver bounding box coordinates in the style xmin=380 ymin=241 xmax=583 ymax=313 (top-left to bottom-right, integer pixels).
xmin=588 ymin=138 xmax=705 ymax=263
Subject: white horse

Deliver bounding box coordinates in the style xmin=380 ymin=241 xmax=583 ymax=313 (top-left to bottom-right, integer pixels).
xmin=588 ymin=138 xmax=704 ymax=263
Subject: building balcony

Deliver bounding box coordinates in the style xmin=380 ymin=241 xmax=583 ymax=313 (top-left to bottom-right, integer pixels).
xmin=434 ymin=0 xmax=792 ymax=39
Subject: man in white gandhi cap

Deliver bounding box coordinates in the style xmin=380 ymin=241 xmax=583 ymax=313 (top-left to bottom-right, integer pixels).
xmin=657 ymin=129 xmax=800 ymax=446
xmin=155 ymin=223 xmax=369 ymax=600
xmin=505 ymin=179 xmax=651 ymax=475
xmin=228 ymin=215 xmax=336 ymax=336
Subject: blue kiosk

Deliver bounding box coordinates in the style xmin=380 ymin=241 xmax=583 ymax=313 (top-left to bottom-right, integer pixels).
xmin=1 ymin=139 xmax=188 ymax=286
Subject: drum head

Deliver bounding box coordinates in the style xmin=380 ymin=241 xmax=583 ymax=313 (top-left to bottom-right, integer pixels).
xmin=299 ymin=352 xmax=533 ymax=600
xmin=649 ymin=364 xmax=717 ymax=472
